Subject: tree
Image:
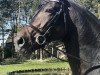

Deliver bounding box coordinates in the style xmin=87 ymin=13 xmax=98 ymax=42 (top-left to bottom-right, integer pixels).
xmin=0 ymin=0 xmax=41 ymax=59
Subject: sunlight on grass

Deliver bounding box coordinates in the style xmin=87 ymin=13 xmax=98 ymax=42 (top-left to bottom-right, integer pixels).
xmin=0 ymin=58 xmax=70 ymax=75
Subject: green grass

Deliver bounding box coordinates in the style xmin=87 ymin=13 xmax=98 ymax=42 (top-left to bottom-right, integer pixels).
xmin=0 ymin=58 xmax=70 ymax=75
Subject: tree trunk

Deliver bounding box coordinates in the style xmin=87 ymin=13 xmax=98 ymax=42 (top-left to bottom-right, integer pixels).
xmin=2 ymin=27 xmax=4 ymax=59
xmin=51 ymin=47 xmax=54 ymax=58
xmin=40 ymin=49 xmax=43 ymax=60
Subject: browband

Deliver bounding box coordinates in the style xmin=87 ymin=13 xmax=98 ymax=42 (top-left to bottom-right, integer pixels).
xmin=50 ymin=0 xmax=60 ymax=2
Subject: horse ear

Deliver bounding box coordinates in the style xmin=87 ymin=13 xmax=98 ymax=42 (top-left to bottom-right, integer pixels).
xmin=35 ymin=35 xmax=46 ymax=45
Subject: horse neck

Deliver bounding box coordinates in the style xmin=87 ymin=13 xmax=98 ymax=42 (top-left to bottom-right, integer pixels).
xmin=67 ymin=1 xmax=100 ymax=74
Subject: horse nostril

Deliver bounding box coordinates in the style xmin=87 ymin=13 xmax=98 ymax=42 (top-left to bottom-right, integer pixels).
xmin=17 ymin=37 xmax=25 ymax=47
xmin=17 ymin=37 xmax=23 ymax=44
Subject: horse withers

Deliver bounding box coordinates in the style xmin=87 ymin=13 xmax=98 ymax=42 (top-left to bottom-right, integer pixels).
xmin=14 ymin=0 xmax=100 ymax=75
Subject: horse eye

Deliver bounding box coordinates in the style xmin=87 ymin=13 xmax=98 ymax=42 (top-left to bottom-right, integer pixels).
xmin=45 ymin=9 xmax=53 ymax=13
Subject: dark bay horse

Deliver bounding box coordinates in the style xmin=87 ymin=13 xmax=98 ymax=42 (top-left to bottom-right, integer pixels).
xmin=14 ymin=0 xmax=100 ymax=75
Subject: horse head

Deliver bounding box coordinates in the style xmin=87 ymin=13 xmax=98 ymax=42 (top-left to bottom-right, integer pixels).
xmin=14 ymin=0 xmax=100 ymax=75
xmin=14 ymin=0 xmax=70 ymax=56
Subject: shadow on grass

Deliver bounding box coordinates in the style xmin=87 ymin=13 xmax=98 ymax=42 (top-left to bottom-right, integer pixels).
xmin=0 ymin=58 xmax=28 ymax=65
xmin=0 ymin=57 xmax=68 ymax=65
xmin=46 ymin=58 xmax=68 ymax=63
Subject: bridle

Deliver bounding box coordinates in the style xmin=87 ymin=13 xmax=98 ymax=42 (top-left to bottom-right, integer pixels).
xmin=17 ymin=0 xmax=100 ymax=75
xmin=28 ymin=1 xmax=100 ymax=75
xmin=28 ymin=0 xmax=66 ymax=45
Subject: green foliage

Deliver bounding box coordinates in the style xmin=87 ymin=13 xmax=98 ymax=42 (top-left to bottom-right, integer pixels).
xmin=0 ymin=0 xmax=18 ymax=18
xmin=75 ymin=0 xmax=100 ymax=18
xmin=0 ymin=58 xmax=22 ymax=65
xmin=0 ymin=0 xmax=40 ymax=26
xmin=0 ymin=0 xmax=41 ymax=58
xmin=46 ymin=57 xmax=64 ymax=63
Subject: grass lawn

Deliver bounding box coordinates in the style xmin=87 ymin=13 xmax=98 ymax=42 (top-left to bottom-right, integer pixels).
xmin=0 ymin=58 xmax=70 ymax=75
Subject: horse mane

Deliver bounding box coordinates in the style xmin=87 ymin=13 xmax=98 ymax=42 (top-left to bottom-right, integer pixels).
xmin=69 ymin=1 xmax=100 ymax=33
xmin=68 ymin=2 xmax=100 ymax=71
xmin=68 ymin=1 xmax=100 ymax=47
